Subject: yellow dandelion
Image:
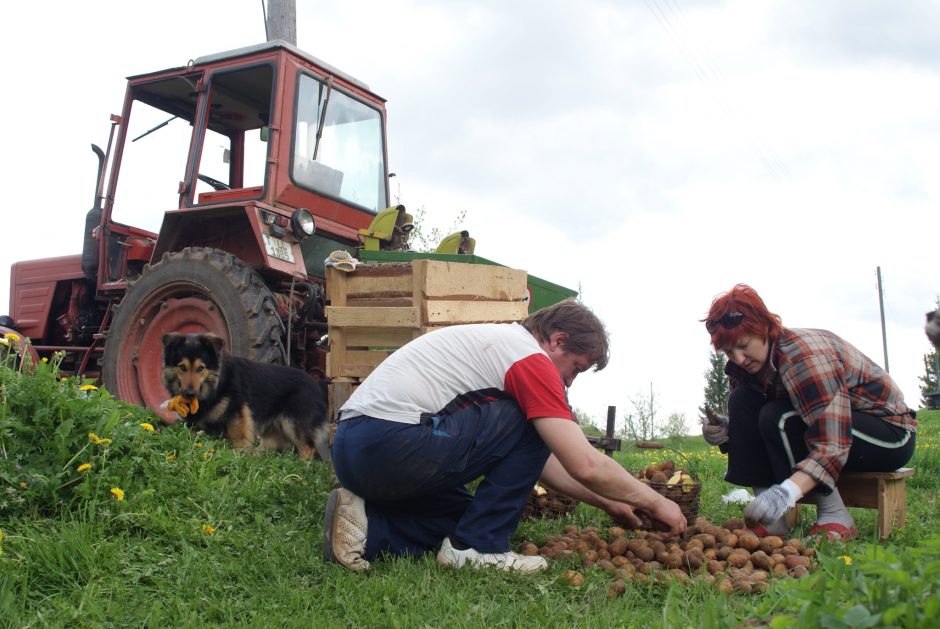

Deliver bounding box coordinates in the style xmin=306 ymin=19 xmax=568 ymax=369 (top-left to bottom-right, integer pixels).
xmin=41 ymin=357 xmax=48 ymax=363
xmin=194 ymin=442 xmax=204 ymax=449
xmin=19 ymin=482 xmax=27 ymax=489
xmin=88 ymin=432 xmax=101 ymax=444
xmin=77 ymin=463 xmax=92 ymax=473
xmin=80 ymin=384 xmax=98 ymax=392
xmin=202 ymin=524 xmax=216 ymax=535
xmin=166 ymin=454 xmax=177 ymax=462
xmin=3 ymin=333 xmax=20 ymax=342
xmin=0 ymin=530 xmax=4 ymax=543
xmin=840 ymin=555 xmax=853 ymax=566
xmin=97 ymin=438 xmax=112 ymax=445
xmin=0 ymin=338 xmax=9 ymax=347
xmin=139 ymin=422 xmax=155 ymax=432
xmin=110 ymin=487 xmax=125 ymax=501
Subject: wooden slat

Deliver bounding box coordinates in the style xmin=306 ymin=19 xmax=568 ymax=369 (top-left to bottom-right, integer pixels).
xmin=424 ymin=300 xmax=528 ymax=325
xmin=326 ymin=306 xmax=420 ymax=328
xmin=345 ymin=327 xmax=418 ymax=348
xmin=419 ymin=260 xmax=527 ymax=300
xmin=336 ymin=350 xmax=395 ymax=378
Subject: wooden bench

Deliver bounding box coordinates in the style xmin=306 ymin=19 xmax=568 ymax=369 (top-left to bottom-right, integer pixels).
xmin=787 ymin=467 xmax=915 ymax=539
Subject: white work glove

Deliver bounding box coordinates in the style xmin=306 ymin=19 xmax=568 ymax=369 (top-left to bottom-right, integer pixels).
xmin=743 ymin=480 xmax=803 ymax=527
xmin=702 ymin=408 xmax=729 ymax=446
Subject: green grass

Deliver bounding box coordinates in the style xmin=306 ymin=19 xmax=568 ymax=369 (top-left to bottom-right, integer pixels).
xmin=1 ymin=347 xmax=938 ymax=628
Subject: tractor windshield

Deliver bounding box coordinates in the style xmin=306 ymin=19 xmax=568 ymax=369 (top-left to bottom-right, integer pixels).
xmin=292 ymin=73 xmax=387 ymax=213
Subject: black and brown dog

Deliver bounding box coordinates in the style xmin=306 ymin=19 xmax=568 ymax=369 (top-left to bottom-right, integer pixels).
xmin=927 ymin=309 xmax=940 ymax=350
xmin=162 ymin=332 xmax=331 ymax=462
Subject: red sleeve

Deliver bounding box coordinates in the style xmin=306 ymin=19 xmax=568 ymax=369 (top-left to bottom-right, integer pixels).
xmin=503 ymin=353 xmax=573 ymax=421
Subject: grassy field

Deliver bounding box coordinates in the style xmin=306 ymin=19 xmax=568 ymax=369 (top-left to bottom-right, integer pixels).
xmin=1 ymin=351 xmax=938 ymax=628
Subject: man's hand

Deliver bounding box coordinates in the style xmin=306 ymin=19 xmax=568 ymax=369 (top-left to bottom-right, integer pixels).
xmin=647 ymin=496 xmax=687 ymax=537
xmin=702 ymin=408 xmax=729 ymax=446
xmin=743 ymin=480 xmax=803 ymax=527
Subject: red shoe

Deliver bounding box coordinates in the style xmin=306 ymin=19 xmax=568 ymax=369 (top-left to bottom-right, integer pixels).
xmin=808 ymin=522 xmax=858 ymax=542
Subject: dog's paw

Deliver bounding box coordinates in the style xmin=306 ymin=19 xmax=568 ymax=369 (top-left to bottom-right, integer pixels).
xmin=927 ymin=309 xmax=940 ymax=349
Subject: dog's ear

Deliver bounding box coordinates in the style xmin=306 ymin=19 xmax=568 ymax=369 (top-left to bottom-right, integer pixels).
xmin=162 ymin=333 xmax=185 ymax=362
xmin=203 ymin=333 xmax=225 ymax=354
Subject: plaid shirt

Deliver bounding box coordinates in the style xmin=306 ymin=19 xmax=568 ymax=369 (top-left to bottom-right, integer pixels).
xmin=726 ymin=328 xmax=916 ymax=489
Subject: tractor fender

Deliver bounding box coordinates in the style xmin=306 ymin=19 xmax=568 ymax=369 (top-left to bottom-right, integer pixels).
xmin=151 ymin=204 xmax=308 ymax=280
xmin=0 ymin=325 xmax=41 ymax=368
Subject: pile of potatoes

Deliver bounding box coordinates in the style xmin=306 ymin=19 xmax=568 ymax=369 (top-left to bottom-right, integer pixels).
xmin=519 ymin=516 xmax=815 ymax=597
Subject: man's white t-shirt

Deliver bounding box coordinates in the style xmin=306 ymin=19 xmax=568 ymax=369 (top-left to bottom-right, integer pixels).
xmin=338 ymin=322 xmax=573 ymax=424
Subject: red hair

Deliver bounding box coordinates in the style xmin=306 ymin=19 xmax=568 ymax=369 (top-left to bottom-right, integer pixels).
xmin=703 ymin=284 xmax=783 ymax=350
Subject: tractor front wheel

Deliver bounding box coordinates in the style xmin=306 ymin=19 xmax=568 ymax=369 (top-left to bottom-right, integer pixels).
xmin=101 ymin=247 xmax=286 ymax=414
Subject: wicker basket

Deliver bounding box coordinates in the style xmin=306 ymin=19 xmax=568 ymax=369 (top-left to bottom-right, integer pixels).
xmin=638 ymin=475 xmax=701 ymax=528
xmin=522 ymin=483 xmax=579 ymax=520
xmin=629 ymin=448 xmax=702 ymax=529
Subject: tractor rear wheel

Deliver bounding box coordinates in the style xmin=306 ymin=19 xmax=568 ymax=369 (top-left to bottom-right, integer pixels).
xmin=101 ymin=247 xmax=286 ymax=413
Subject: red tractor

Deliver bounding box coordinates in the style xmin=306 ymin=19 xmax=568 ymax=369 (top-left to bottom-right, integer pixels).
xmin=4 ymin=41 xmax=408 ymax=410
xmin=3 ymin=40 xmax=574 ymax=417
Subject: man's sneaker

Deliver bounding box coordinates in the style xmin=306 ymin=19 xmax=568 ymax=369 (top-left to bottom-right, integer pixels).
xmin=436 ymin=537 xmax=547 ymax=573
xmin=323 ymin=487 xmax=370 ymax=572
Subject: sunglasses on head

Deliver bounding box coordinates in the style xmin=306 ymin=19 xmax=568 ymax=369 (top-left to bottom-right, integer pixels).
xmin=705 ymin=312 xmax=744 ymax=334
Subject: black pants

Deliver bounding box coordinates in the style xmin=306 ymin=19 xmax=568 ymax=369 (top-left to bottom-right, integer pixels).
xmin=725 ymin=386 xmax=915 ymax=493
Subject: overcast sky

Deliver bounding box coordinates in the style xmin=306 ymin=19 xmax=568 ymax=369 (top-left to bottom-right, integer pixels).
xmin=1 ymin=0 xmax=936 ymax=432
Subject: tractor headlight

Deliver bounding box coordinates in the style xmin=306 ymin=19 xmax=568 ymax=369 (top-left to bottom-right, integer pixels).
xmin=291 ymin=208 xmax=316 ymax=240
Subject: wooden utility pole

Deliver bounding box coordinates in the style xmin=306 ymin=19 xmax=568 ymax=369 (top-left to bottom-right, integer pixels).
xmin=264 ymin=0 xmax=296 ymax=45
xmin=877 ymin=266 xmax=889 ymax=372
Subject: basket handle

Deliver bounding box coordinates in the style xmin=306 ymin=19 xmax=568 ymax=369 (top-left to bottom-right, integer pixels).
xmin=633 ymin=441 xmax=697 ymax=479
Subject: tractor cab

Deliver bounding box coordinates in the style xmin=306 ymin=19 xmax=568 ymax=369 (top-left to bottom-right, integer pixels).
xmin=96 ymin=40 xmax=388 ymax=290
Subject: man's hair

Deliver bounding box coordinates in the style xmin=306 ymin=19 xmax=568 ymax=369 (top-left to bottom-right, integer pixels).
xmin=522 ymin=298 xmax=609 ymax=371
xmin=704 ymin=283 xmax=783 ymax=350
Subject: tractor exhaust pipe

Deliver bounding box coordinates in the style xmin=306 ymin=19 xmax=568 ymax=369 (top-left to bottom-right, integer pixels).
xmin=81 ymin=118 xmax=120 ymax=282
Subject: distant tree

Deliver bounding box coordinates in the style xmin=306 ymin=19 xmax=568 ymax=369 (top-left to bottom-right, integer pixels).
xmin=620 ymin=385 xmax=660 ymax=441
xmin=663 ymin=412 xmax=688 ymax=445
xmin=699 ymin=349 xmax=730 ymax=424
xmin=407 ymin=206 xmax=468 ymax=252
xmin=573 ymin=407 xmax=603 ymax=437
xmin=919 ymin=350 xmax=939 ymax=408
xmin=919 ymin=297 xmax=940 ymax=409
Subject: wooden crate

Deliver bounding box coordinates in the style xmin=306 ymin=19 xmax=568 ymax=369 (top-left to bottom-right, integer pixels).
xmin=325 ymin=259 xmax=528 ymax=384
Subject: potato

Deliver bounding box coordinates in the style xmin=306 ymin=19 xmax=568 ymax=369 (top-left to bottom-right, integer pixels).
xmin=574 ymin=540 xmax=591 ymax=554
xmin=706 ymin=559 xmax=724 ymax=575
xmin=519 ymin=542 xmax=539 ymax=556
xmin=723 ymin=533 xmax=738 ymax=549
xmin=750 ymin=550 xmax=774 ymax=571
xmin=801 ymin=547 xmax=816 ymax=558
xmin=785 ymin=555 xmax=811 ymax=570
xmin=597 ymin=558 xmax=617 ymax=574
xmin=626 ymin=539 xmax=646 ymax=554
xmin=608 ymin=537 xmax=629 ymax=557
xmin=684 ymin=548 xmax=705 ymax=571
xmin=611 ymin=555 xmax=630 ymax=568
xmin=650 ymin=540 xmax=667 ymax=554
xmin=759 ymin=536 xmax=784 ymax=554
xmin=771 ymin=553 xmax=787 ymax=565
xmin=651 ymin=471 xmax=669 ymax=484
xmin=668 ymin=569 xmax=690 ymax=583
xmin=790 ymin=565 xmax=809 ymax=579
xmin=661 ymin=460 xmax=676 ymax=474
xmin=684 ymin=538 xmax=705 ymax=552
xmin=703 ymin=548 xmax=717 ymax=560
xmin=563 ymin=525 xmax=580 ymax=536
xmin=727 ymin=550 xmax=750 ymax=568
xmin=580 ymin=549 xmax=599 ymax=563
xmin=779 ymin=545 xmax=799 ymax=557
xmin=636 ymin=546 xmax=655 ymax=562
xmin=640 ymin=560 xmax=662 ymax=574
xmin=785 ymin=538 xmax=804 ymax=552
xmin=608 ymin=581 xmax=627 ymax=599
xmin=732 ymin=578 xmax=753 ymax=594
xmin=608 ymin=526 xmax=627 ymax=538
xmin=564 ymin=569 xmax=585 ymax=587
xmin=663 ymin=552 xmax=684 ymax=570
xmin=750 ymin=569 xmax=770 ymax=583
xmin=773 ymin=563 xmax=789 ymax=576
xmin=737 ymin=533 xmax=761 ymax=552
xmin=693 ymin=533 xmax=717 ymax=548
xmin=717 ymin=546 xmax=734 ymax=561
xmin=723 ymin=517 xmax=745 ymax=531
xmin=716 ymin=579 xmax=734 ymax=594
xmin=644 ymin=465 xmax=658 ymax=480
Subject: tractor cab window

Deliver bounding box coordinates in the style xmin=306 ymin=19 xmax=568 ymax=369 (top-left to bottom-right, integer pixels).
xmin=292 ymin=74 xmax=387 ymax=213
xmin=112 ymin=77 xmax=198 ymax=233
xmin=194 ymin=64 xmax=274 ymax=203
